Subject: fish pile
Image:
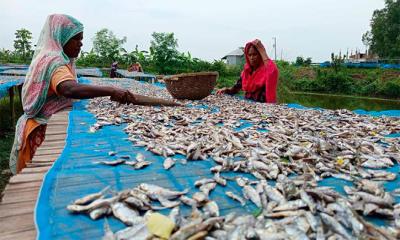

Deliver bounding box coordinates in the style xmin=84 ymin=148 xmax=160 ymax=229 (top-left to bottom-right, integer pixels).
xmin=95 ymin=153 xmax=152 ymax=169
xmin=67 ymin=179 xmax=399 ymax=239
xmin=72 ymin=78 xmax=400 ymax=239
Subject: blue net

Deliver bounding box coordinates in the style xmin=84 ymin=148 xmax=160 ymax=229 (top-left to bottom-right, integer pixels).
xmin=35 ymin=78 xmax=400 ymax=239
xmin=0 ymin=76 xmax=24 ymax=98
xmin=115 ymin=69 xmax=156 ymax=82
xmin=76 ymin=68 xmax=103 ymax=78
xmin=0 ymin=68 xmax=28 ymax=76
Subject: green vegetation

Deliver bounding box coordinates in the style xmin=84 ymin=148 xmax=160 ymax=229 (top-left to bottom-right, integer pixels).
xmin=0 ymin=133 xmax=13 ymax=195
xmin=364 ymin=0 xmax=400 ymax=60
xmin=0 ymin=94 xmax=22 ymax=195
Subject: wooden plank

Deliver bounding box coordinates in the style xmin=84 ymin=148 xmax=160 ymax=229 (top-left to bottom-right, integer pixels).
xmin=8 ymin=173 xmax=44 ymax=184
xmin=5 ymin=181 xmax=43 ymax=191
xmin=26 ymin=162 xmax=53 ymax=168
xmin=27 ymin=162 xmax=53 ymax=167
xmin=34 ymin=148 xmax=63 ymax=156
xmin=35 ymin=149 xmax=63 ymax=158
xmin=45 ymin=127 xmax=67 ymax=132
xmin=37 ymin=141 xmax=66 ymax=148
xmin=0 ymin=201 xmax=35 ymax=218
xmin=0 ymin=108 xmax=70 ymax=238
xmin=32 ymin=155 xmax=59 ymax=163
xmin=1 ymin=189 xmax=39 ymax=204
xmin=36 ymin=145 xmax=65 ymax=151
xmin=20 ymin=166 xmax=51 ymax=174
xmin=42 ymin=132 xmax=66 ymax=136
xmin=0 ymin=213 xmax=35 ymax=235
xmin=3 ymin=185 xmax=40 ymax=194
xmin=0 ymin=228 xmax=36 ymax=240
xmin=43 ymin=135 xmax=66 ymax=142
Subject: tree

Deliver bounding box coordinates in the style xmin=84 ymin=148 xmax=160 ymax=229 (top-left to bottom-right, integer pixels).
xmin=362 ymin=31 xmax=372 ymax=53
xmin=93 ymin=28 xmax=127 ymax=64
xmin=295 ymin=56 xmax=304 ymax=66
xmin=364 ymin=0 xmax=400 ymax=59
xmin=304 ymin=57 xmax=312 ymax=66
xmin=14 ymin=28 xmax=33 ymax=61
xmin=150 ymin=32 xmax=179 ymax=74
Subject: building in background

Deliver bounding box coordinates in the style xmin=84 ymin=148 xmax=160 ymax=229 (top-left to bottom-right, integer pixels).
xmin=346 ymin=51 xmax=379 ymax=63
xmin=222 ymin=48 xmax=244 ymax=65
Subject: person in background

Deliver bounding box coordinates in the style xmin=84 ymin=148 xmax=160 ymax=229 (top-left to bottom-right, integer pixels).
xmin=9 ymin=14 xmax=178 ymax=174
xmin=110 ymin=61 xmax=118 ymax=78
xmin=216 ymin=39 xmax=279 ymax=103
xmin=128 ymin=62 xmax=143 ymax=72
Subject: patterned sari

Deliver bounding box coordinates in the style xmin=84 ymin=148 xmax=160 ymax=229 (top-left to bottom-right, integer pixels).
xmin=9 ymin=14 xmax=83 ymax=174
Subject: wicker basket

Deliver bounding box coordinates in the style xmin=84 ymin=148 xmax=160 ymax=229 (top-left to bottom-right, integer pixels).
xmin=164 ymin=72 xmax=218 ymax=100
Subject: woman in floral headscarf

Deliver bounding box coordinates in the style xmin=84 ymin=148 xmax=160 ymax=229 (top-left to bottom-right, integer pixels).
xmin=217 ymin=39 xmax=279 ymax=103
xmin=9 ymin=14 xmax=177 ymax=174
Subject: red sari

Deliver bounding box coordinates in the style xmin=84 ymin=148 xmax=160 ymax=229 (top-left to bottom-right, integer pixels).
xmin=240 ymin=39 xmax=279 ymax=103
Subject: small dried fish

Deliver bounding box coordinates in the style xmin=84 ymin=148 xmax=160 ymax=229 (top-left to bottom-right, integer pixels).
xmin=225 ymin=191 xmax=246 ymax=206
xmin=111 ymin=202 xmax=142 ymax=226
xmin=163 ymin=157 xmax=176 ymax=170
xmin=73 ymin=186 xmax=110 ymax=205
xmin=95 ymin=159 xmax=125 ymax=166
xmin=134 ymin=161 xmax=152 ymax=169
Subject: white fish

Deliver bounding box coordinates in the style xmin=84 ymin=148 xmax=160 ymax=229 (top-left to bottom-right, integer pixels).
xmin=73 ymin=186 xmax=110 ymax=205
xmin=139 ymin=183 xmax=188 ymax=200
xmin=95 ymin=159 xmax=125 ymax=166
xmin=163 ymin=157 xmax=176 ymax=170
xmin=242 ymin=185 xmax=262 ymax=208
xmin=111 ymin=202 xmax=142 ymax=226
xmin=226 ymin=191 xmax=246 ymax=206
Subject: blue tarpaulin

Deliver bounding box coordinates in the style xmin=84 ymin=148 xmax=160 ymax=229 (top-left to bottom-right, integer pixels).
xmin=0 ymin=76 xmax=24 ymax=98
xmin=35 ymin=78 xmax=400 ymax=239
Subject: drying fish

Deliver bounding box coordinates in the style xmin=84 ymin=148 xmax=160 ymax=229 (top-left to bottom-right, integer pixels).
xmin=180 ymin=196 xmax=198 ymax=207
xmin=225 ymin=191 xmax=246 ymax=206
xmin=95 ymin=159 xmax=125 ymax=166
xmin=79 ymin=78 xmax=400 ymax=239
xmin=195 ymin=178 xmax=215 ymax=187
xmin=139 ymin=183 xmax=188 ymax=200
xmin=213 ymin=172 xmax=227 ymax=186
xmin=73 ymin=186 xmax=110 ymax=205
xmin=273 ymin=199 xmax=306 ymax=212
xmin=203 ymin=201 xmax=220 ymax=217
xmin=199 ymin=182 xmax=217 ymax=196
xmin=111 ymin=202 xmax=142 ymax=226
xmin=134 ymin=161 xmax=152 ymax=169
xmin=192 ymin=192 xmax=208 ymax=204
xmin=67 ymin=196 xmax=119 ymax=213
xmin=163 ymin=157 xmax=176 ymax=170
xmin=242 ymin=185 xmax=262 ymax=208
xmin=90 ymin=207 xmax=110 ymax=220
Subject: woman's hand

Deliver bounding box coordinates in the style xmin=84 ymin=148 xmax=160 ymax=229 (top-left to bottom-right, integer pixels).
xmin=110 ymin=88 xmax=136 ymax=104
xmin=216 ymin=87 xmax=229 ymax=95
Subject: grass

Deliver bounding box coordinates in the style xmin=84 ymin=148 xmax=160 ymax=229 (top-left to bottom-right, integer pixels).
xmin=0 ymin=91 xmax=23 ymax=197
xmin=0 ymin=133 xmax=13 ymax=197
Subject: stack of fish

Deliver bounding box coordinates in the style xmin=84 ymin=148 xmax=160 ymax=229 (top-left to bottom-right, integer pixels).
xmin=67 ymin=179 xmax=399 ymax=239
xmin=71 ymin=78 xmax=400 ymax=239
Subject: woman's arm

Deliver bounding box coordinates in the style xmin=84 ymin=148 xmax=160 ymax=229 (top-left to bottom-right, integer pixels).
xmin=216 ymin=77 xmax=242 ymax=95
xmin=57 ymin=80 xmax=133 ymax=104
xmin=57 ymin=80 xmax=181 ymax=106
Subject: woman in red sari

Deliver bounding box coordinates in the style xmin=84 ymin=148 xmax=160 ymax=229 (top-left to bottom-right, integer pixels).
xmin=217 ymin=39 xmax=279 ymax=103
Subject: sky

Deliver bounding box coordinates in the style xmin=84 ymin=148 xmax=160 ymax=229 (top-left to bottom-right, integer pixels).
xmin=0 ymin=0 xmax=385 ymax=62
